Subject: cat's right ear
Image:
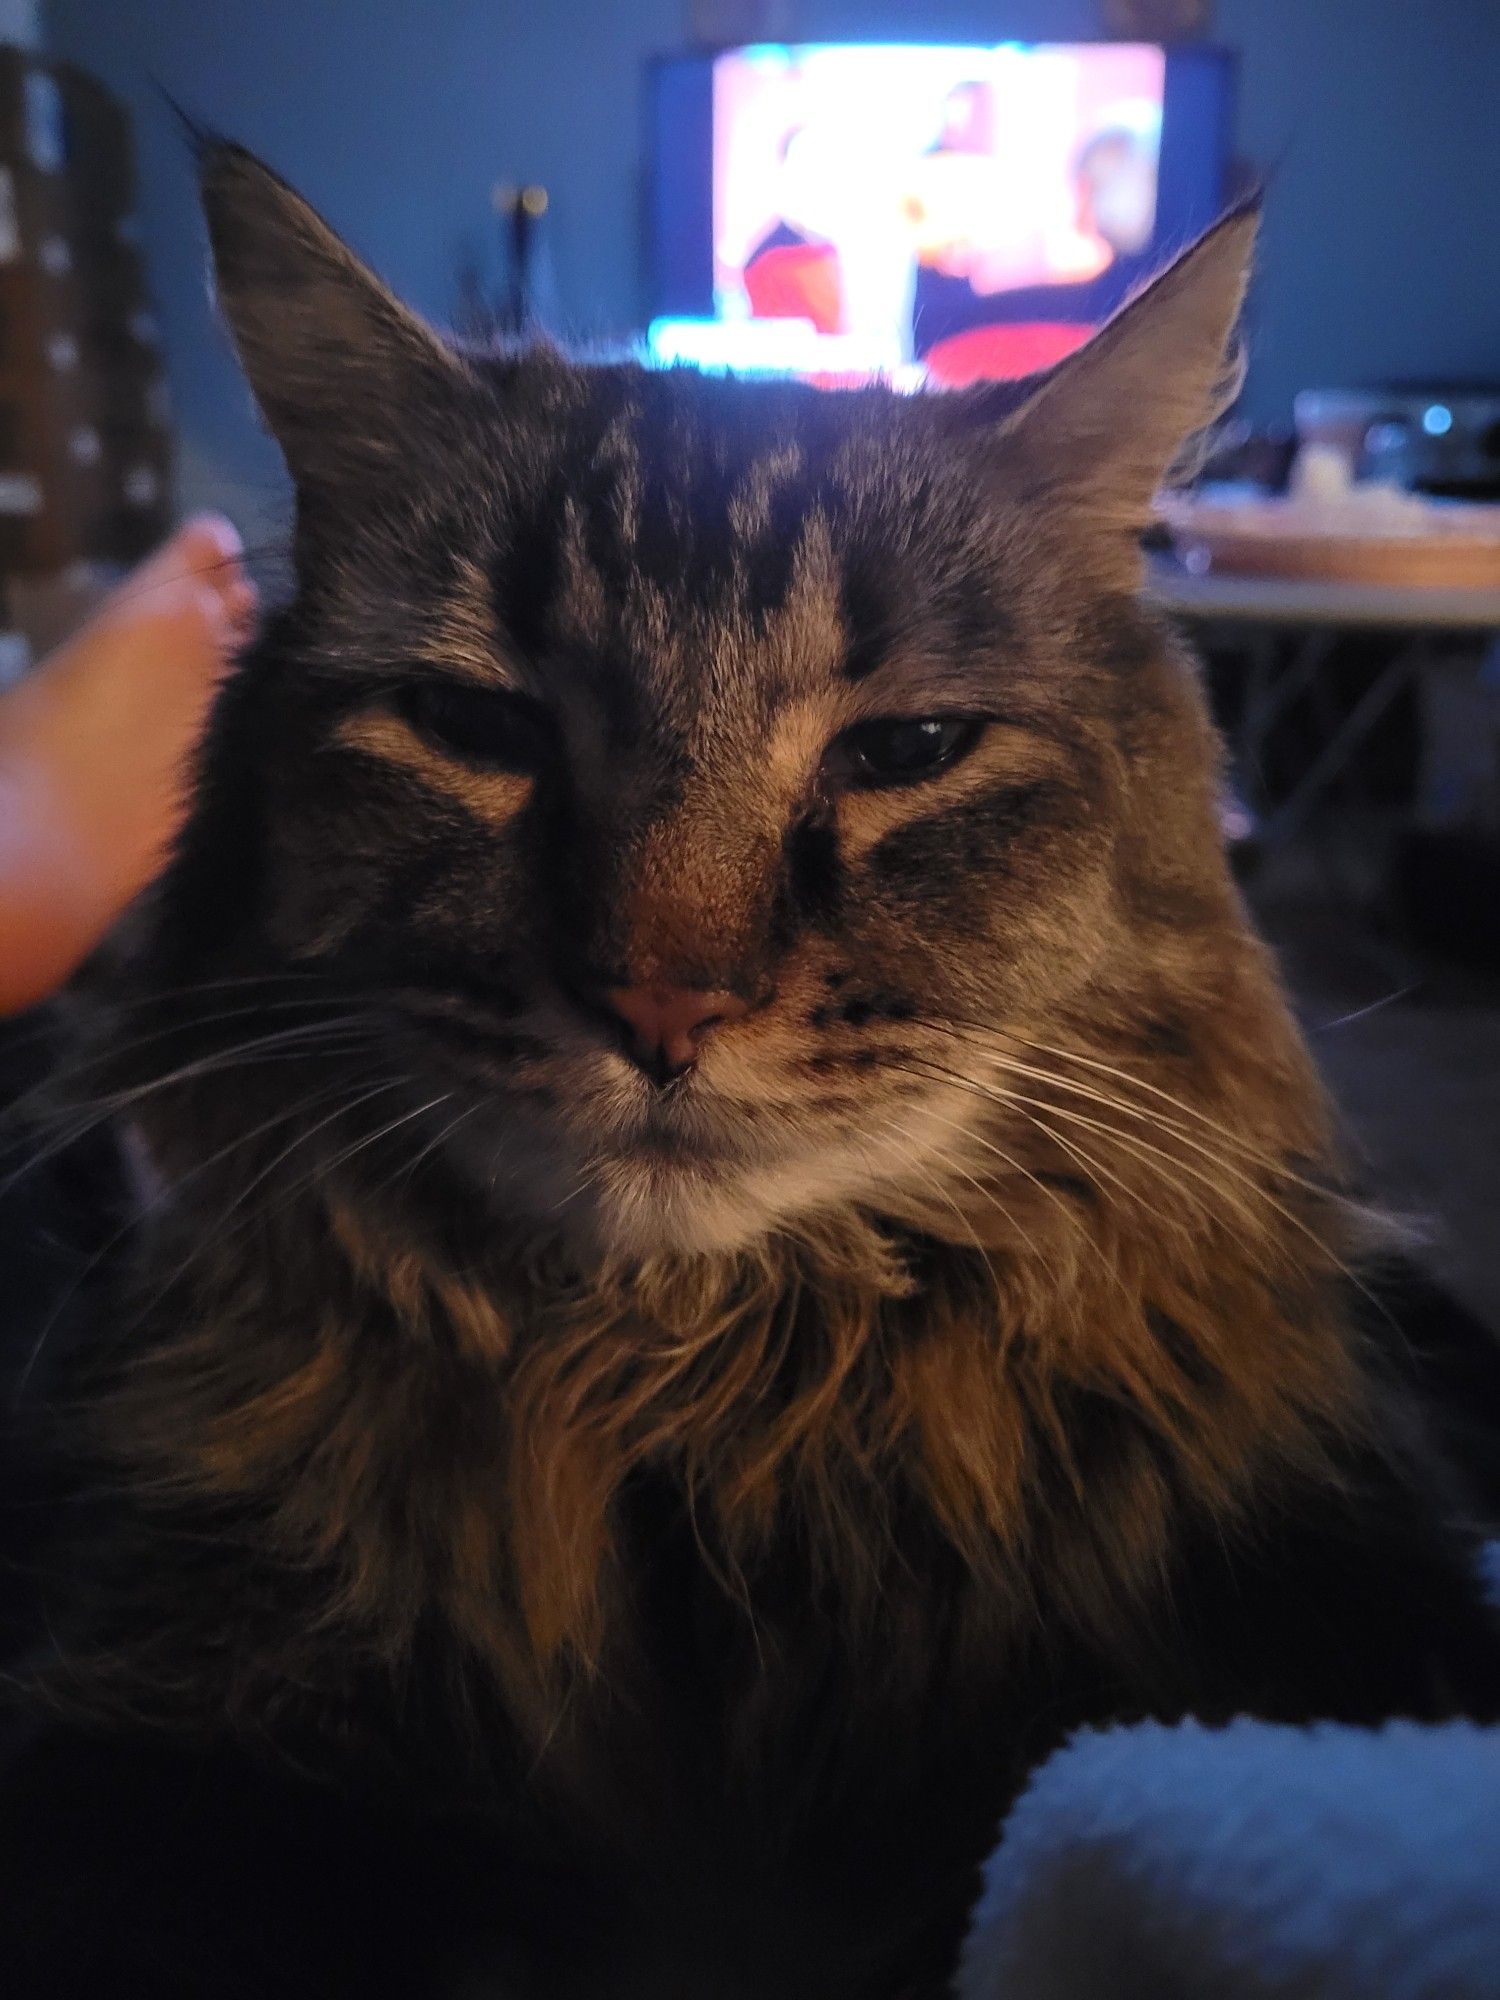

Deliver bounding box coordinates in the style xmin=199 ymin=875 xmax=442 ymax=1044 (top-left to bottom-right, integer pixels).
xmin=198 ymin=141 xmax=465 ymax=488
xmin=968 ymin=205 xmax=1257 ymax=543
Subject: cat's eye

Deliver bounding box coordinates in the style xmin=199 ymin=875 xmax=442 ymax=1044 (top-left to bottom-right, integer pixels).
xmin=396 ymin=680 xmax=552 ymax=772
xmin=831 ymin=716 xmax=983 ymax=789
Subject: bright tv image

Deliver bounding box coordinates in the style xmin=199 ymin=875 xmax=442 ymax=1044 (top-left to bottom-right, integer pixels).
xmin=650 ymin=41 xmax=1233 ymax=388
xmin=717 ymin=43 xmax=1164 ymax=384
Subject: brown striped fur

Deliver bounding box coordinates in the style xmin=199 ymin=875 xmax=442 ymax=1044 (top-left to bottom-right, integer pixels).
xmin=33 ymin=156 xmax=1390 ymax=1757
xmin=11 ymin=141 xmax=1500 ymax=2000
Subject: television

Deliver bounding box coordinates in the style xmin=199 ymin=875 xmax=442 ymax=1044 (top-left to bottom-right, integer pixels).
xmin=648 ymin=42 xmax=1236 ymax=386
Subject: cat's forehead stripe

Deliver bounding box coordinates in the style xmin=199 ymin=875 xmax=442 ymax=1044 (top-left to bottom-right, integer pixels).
xmin=503 ymin=413 xmax=830 ymax=658
xmin=462 ymin=367 xmax=1032 ymax=722
xmin=413 ymin=556 xmax=524 ymax=687
xmin=727 ymin=441 xmax=807 ymax=543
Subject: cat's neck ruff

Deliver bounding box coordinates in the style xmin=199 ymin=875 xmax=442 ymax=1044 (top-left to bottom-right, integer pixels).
xmin=97 ymin=1108 xmax=1371 ymax=1737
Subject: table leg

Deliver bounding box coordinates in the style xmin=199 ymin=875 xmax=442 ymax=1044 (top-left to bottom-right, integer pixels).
xmin=1222 ymin=628 xmax=1328 ymax=811
xmin=1258 ymin=644 xmax=1425 ymax=851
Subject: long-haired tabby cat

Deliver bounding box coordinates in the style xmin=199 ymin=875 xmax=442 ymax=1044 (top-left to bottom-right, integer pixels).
xmin=2 ymin=144 xmax=1497 ymax=1999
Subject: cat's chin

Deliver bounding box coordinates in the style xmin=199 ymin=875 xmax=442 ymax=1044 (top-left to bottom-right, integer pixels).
xmin=492 ymin=1138 xmax=950 ymax=1265
xmin=462 ymin=1131 xmax=835 ymax=1262
xmin=443 ymin=1074 xmax=983 ymax=1263
xmin=571 ymin=1160 xmax=787 ymax=1261
xmin=425 ymin=1064 xmax=812 ymax=1259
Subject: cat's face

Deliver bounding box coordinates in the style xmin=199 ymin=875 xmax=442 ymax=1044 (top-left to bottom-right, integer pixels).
xmin=150 ymin=149 xmax=1254 ymax=1260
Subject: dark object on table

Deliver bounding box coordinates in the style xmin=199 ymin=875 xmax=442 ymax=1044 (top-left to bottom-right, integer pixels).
xmin=1191 ymin=417 xmax=1296 ymax=492
xmin=1296 ymin=384 xmax=1500 ymax=502
xmin=459 ymin=181 xmax=555 ymax=342
xmin=1392 ymin=826 xmax=1500 ymax=973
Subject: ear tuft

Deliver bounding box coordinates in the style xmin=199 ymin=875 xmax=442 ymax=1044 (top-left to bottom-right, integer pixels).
xmin=199 ymin=142 xmax=463 ymax=488
xmin=993 ymin=204 xmax=1259 ymax=536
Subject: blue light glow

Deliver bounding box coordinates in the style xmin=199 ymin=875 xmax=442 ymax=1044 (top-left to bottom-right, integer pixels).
xmin=644 ymin=315 xmax=917 ymax=384
xmin=1421 ymin=404 xmax=1454 ymax=437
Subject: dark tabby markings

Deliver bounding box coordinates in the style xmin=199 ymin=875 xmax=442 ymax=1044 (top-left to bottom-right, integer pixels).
xmin=810 ymin=991 xmax=915 ymax=1032
xmin=540 ymin=387 xmax=831 ymax=654
xmin=933 ymin=567 xmax=1016 ymax=659
xmin=582 ymin=402 xmax=808 ymax=617
xmin=1139 ymin=1015 xmax=1194 ymax=1060
xmin=403 ymin=1013 xmax=543 ymax=1063
xmin=495 ymin=494 xmax=564 ymax=661
xmin=841 ymin=992 xmax=915 ymax=1027
xmin=839 ymin=557 xmax=891 ymax=683
xmin=782 ymin=814 xmax=844 ymax=930
xmin=591 ymin=643 xmax=649 ymax=758
xmin=1093 ymin=601 xmax=1162 ymax=679
xmin=802 ymin=1046 xmax=906 ymax=1075
xmin=870 ymin=780 xmax=1069 ymax=882
xmin=742 ymin=473 xmax=809 ymax=622
xmin=1147 ymin=1308 xmax=1228 ymax=1396
xmin=1035 ymin=1171 xmax=1097 ymax=1206
xmin=391 ymin=951 xmax=522 ymax=1020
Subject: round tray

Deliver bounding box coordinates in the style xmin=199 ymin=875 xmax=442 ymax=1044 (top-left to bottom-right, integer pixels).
xmin=1164 ymin=501 xmax=1500 ymax=589
xmin=1172 ymin=529 xmax=1500 ymax=588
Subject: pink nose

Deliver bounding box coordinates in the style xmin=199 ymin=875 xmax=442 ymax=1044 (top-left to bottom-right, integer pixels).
xmin=603 ymin=984 xmax=750 ymax=1082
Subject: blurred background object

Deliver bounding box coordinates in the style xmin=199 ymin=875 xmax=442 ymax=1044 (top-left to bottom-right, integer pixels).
xmin=1100 ymin=0 xmax=1215 ymax=37
xmin=0 ymin=34 xmax=171 ymax=667
xmin=6 ymin=0 xmax=1486 ymax=536
xmin=1297 ymin=385 xmax=1500 ymax=502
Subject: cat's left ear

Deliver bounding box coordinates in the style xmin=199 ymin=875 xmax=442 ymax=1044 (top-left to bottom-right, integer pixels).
xmin=198 ymin=140 xmax=466 ymax=489
xmin=984 ymin=205 xmax=1257 ymax=536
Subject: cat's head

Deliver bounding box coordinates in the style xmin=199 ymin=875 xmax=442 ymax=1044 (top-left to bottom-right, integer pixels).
xmin=135 ymin=146 xmax=1267 ymax=1263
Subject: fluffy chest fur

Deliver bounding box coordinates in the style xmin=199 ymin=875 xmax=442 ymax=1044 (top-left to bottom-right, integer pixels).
xmin=85 ymin=1051 xmax=1359 ymax=1760
xmin=54 ymin=1139 xmax=1366 ymax=1997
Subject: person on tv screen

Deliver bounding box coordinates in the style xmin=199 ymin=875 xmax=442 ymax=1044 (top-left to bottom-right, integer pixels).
xmin=741 ymin=125 xmax=845 ymax=335
xmin=1055 ymin=122 xmax=1159 ymax=276
xmin=913 ymin=107 xmax=1161 ymax=384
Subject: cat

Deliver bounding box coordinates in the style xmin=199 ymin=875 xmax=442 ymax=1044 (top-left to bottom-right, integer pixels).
xmin=1 ymin=142 xmax=1496 ymax=2000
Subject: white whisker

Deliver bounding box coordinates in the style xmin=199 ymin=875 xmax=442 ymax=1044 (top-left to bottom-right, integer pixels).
xmin=0 ymin=1017 xmax=376 ymax=1198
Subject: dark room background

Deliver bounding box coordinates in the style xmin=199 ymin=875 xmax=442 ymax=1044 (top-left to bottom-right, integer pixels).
xmin=37 ymin=0 xmax=1500 ymax=533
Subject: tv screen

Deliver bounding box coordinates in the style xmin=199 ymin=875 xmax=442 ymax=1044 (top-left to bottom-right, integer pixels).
xmin=649 ymin=42 xmax=1235 ymax=386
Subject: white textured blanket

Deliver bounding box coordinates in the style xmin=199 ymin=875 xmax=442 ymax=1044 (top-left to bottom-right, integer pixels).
xmin=959 ymin=1552 xmax=1500 ymax=1999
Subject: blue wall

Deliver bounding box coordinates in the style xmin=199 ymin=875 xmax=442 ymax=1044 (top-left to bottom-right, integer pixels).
xmin=40 ymin=0 xmax=1500 ymax=534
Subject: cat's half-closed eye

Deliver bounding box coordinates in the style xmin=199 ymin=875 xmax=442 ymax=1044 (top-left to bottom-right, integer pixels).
xmin=825 ymin=716 xmax=986 ymax=790
xmin=395 ymin=680 xmax=555 ymax=773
